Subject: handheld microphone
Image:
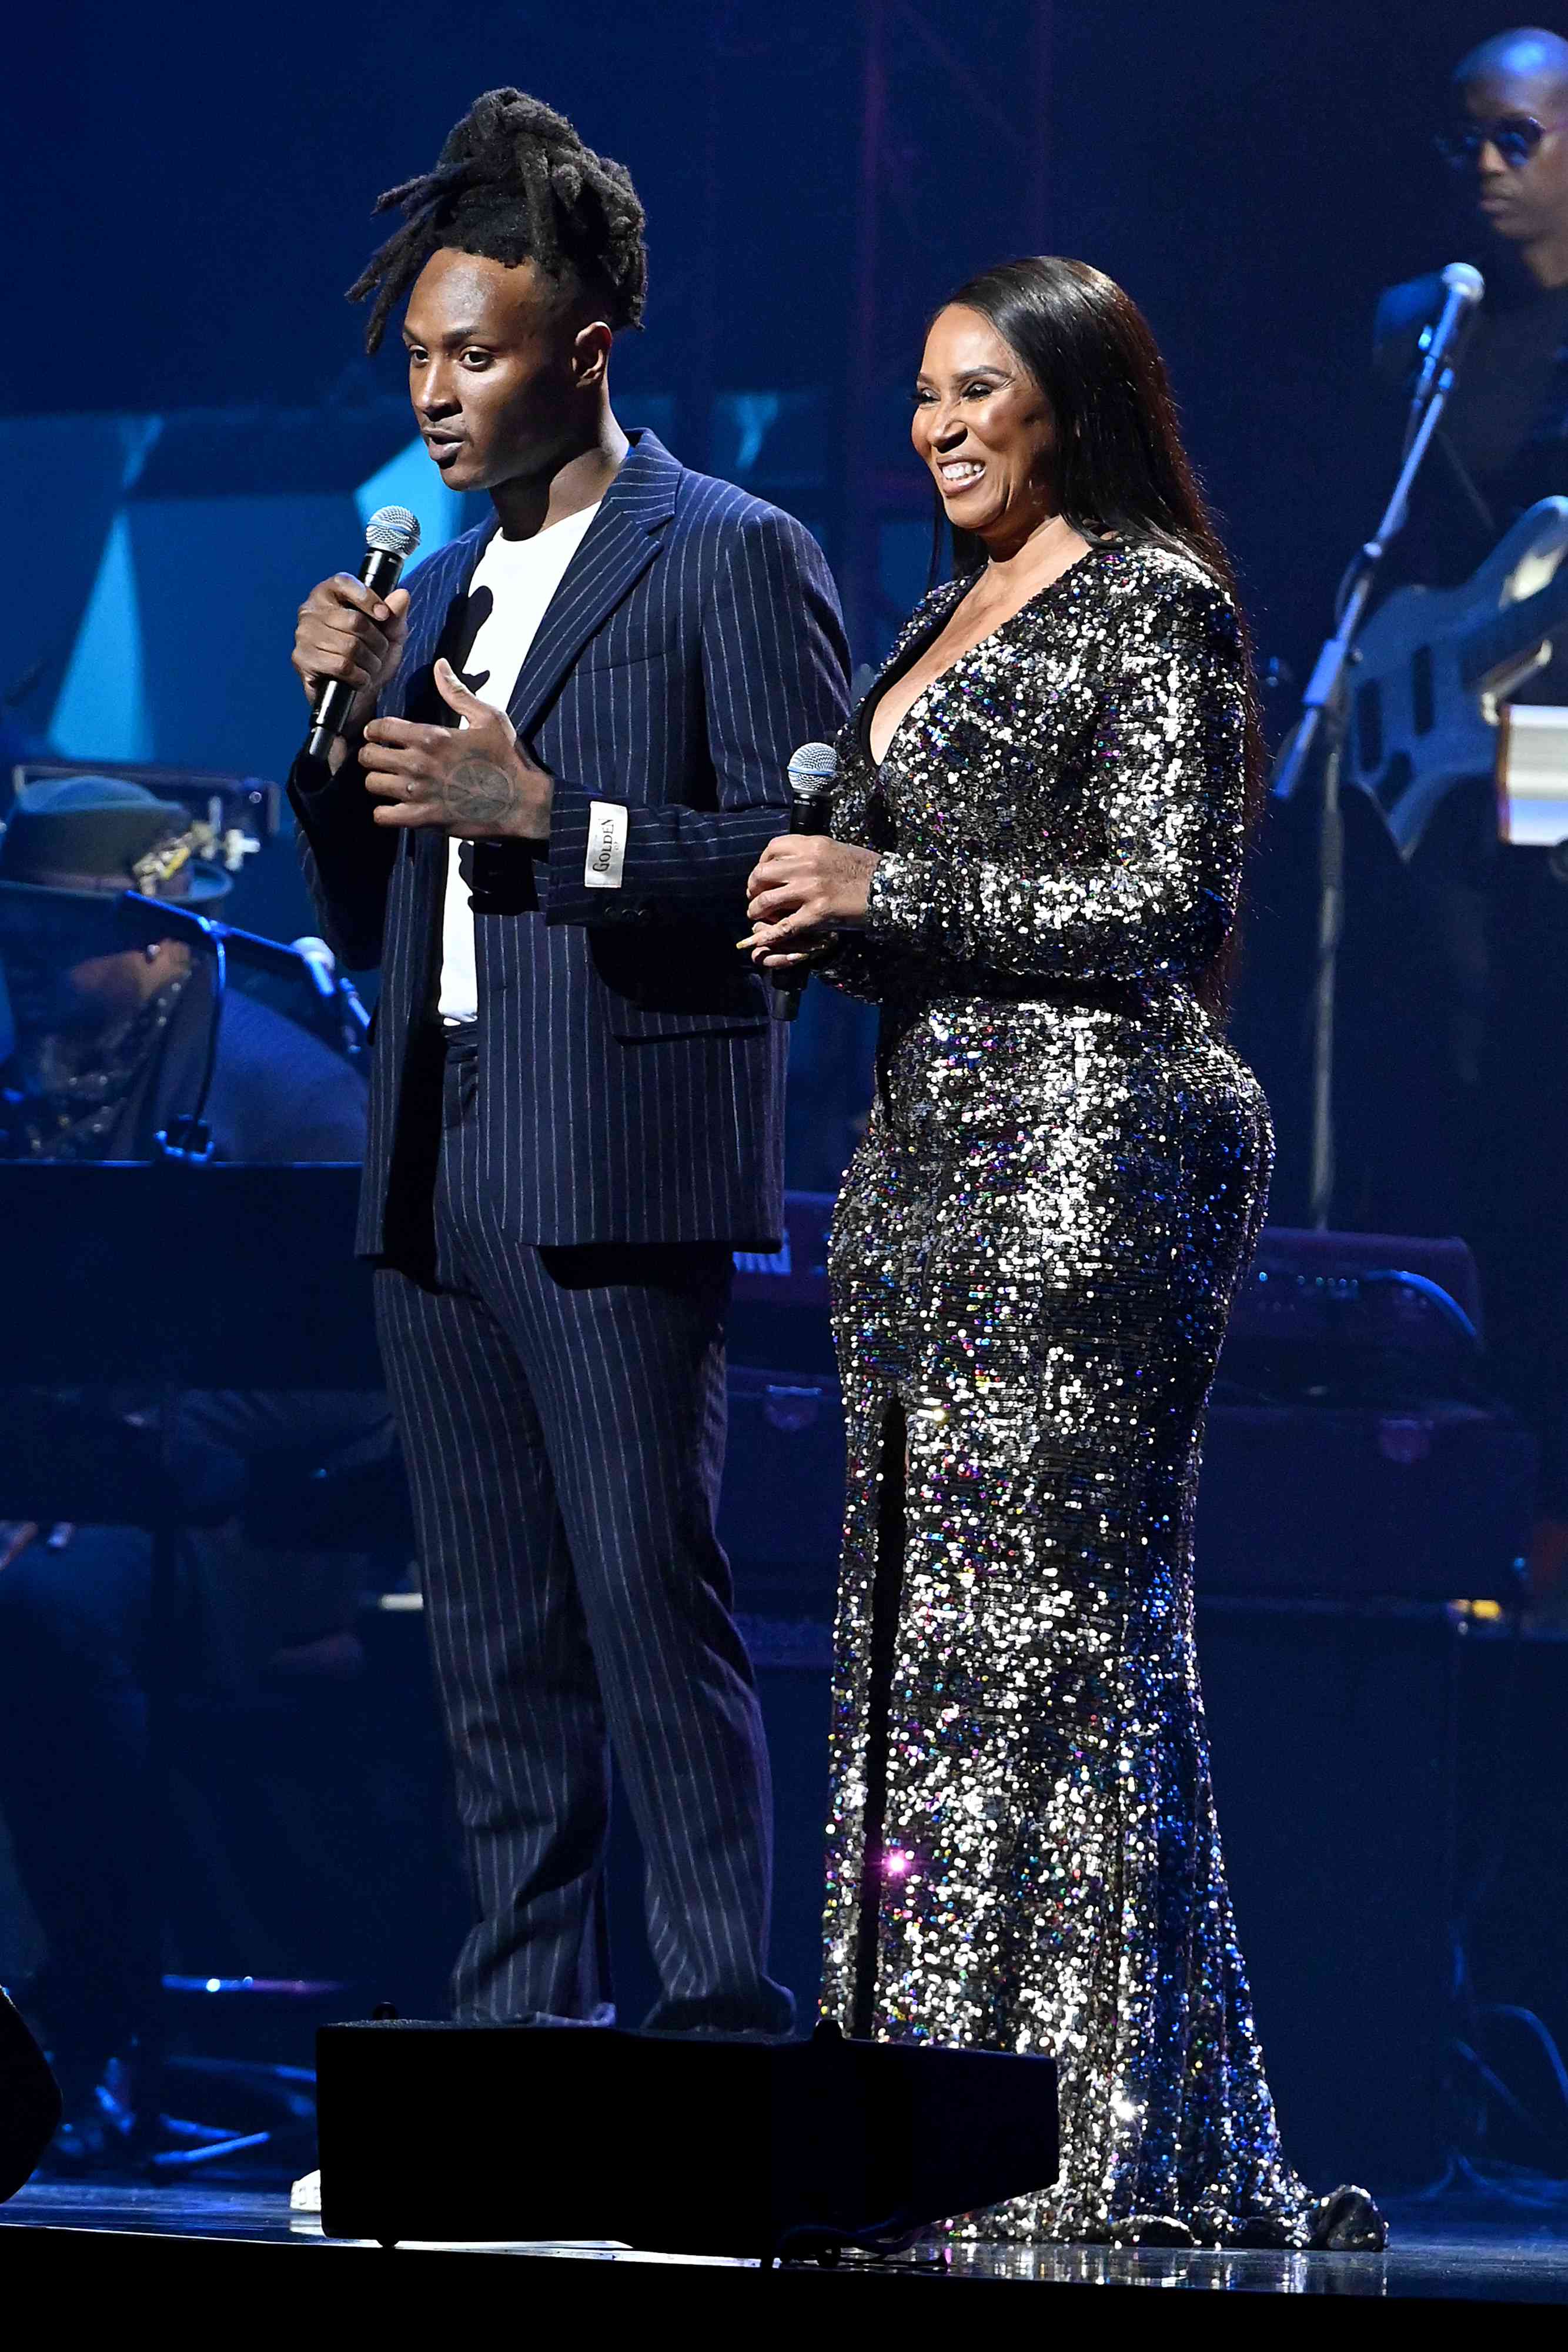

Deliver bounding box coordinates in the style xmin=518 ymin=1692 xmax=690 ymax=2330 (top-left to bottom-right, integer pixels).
xmin=303 ymin=505 xmax=422 ymax=765
xmin=1407 ymin=263 xmax=1484 ymax=438
xmin=770 ymin=742 xmax=841 ymax=1018
xmin=787 ymin=741 xmax=838 ymax=835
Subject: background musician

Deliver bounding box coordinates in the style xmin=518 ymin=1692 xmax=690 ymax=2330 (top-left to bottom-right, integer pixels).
xmin=0 ymin=776 xmax=392 ymax=2170
xmin=1370 ymin=28 xmax=1568 ymax=1573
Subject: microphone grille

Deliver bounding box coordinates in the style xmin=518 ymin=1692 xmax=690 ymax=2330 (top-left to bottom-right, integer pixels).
xmin=365 ymin=505 xmax=422 ymax=558
xmin=787 ymin=741 xmax=839 ymax=799
xmin=1441 ymin=262 xmax=1485 ymax=305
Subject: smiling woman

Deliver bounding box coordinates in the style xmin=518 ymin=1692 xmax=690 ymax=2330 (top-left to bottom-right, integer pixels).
xmin=761 ymin=254 xmax=1386 ymax=2251
xmin=745 ymin=257 xmax=1268 ymax=1015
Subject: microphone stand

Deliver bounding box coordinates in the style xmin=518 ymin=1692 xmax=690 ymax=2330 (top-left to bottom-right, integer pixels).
xmin=1274 ymin=345 xmax=1471 ymax=1231
xmin=112 ymin=898 xmax=369 ymax=1155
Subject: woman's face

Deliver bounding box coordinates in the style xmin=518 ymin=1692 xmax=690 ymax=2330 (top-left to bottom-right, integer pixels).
xmin=912 ymin=305 xmax=1057 ymax=549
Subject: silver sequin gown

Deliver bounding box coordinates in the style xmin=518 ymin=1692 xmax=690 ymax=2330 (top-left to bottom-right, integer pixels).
xmin=817 ymin=542 xmax=1316 ymax=2245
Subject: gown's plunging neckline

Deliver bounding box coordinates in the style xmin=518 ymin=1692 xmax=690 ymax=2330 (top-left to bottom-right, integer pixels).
xmin=865 ymin=542 xmax=1102 ymax=769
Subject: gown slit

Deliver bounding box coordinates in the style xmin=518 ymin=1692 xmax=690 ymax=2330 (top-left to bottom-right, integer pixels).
xmin=850 ymin=1398 xmax=908 ymax=2037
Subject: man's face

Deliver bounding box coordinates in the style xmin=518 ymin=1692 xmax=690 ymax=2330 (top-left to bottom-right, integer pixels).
xmin=1 ymin=903 xmax=171 ymax=1044
xmin=401 ymin=249 xmax=605 ymax=493
xmin=1452 ymin=68 xmax=1568 ymax=246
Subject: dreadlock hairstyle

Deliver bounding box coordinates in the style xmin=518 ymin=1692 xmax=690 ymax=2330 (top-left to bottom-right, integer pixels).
xmin=348 ymin=88 xmax=648 ymax=353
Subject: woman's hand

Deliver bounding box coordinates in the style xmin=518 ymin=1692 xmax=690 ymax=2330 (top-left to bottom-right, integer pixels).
xmin=742 ymin=836 xmax=880 ymax=967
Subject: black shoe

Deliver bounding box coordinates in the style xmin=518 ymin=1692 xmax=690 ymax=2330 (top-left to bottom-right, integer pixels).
xmin=1230 ymin=2213 xmax=1297 ymax=2249
xmin=1109 ymin=2214 xmax=1198 ymax=2247
xmin=1308 ymin=2184 xmax=1388 ymax=2251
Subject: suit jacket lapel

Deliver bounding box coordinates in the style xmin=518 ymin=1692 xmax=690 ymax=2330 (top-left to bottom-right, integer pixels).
xmin=392 ymin=524 xmax=499 ymax=905
xmin=393 ymin=431 xmax=678 ymax=904
xmin=504 ymin=430 xmax=680 ymax=740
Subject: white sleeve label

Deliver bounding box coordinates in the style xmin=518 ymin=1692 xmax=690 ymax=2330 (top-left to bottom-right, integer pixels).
xmin=584 ymin=800 xmax=628 ymax=890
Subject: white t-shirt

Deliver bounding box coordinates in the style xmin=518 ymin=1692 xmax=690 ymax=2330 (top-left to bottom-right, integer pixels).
xmin=437 ymin=503 xmax=601 ymax=1024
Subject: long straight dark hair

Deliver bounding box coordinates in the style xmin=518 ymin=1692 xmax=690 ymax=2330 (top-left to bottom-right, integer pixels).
xmin=930 ymin=256 xmax=1263 ymax=1013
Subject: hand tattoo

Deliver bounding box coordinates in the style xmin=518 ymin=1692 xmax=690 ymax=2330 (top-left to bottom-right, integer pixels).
xmin=446 ymin=756 xmax=528 ymax=835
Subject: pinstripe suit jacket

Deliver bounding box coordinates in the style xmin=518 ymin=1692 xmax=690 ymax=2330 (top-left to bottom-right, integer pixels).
xmin=290 ymin=430 xmax=849 ymax=1259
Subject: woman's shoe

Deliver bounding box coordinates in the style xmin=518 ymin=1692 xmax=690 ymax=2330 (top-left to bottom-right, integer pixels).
xmin=1109 ymin=2214 xmax=1198 ymax=2247
xmin=1308 ymin=2184 xmax=1388 ymax=2251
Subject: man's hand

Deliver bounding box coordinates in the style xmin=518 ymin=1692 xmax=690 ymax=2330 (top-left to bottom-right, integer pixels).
xmin=743 ymin=834 xmax=880 ymax=966
xmin=292 ymin=574 xmax=412 ymax=771
xmin=360 ymin=659 xmax=554 ymax=840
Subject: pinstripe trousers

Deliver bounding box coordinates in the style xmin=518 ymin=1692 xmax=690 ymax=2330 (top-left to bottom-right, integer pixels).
xmin=373 ymin=1033 xmax=793 ymax=2033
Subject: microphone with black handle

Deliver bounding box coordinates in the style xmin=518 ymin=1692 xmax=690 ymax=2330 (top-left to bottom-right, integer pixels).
xmin=303 ymin=505 xmax=422 ymax=765
xmin=738 ymin=741 xmax=842 ymax=981
xmin=785 ymin=739 xmax=839 ymax=837
xmin=771 ymin=741 xmax=840 ymax=1016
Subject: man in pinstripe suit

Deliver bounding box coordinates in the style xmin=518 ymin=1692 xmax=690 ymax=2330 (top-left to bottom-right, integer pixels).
xmin=288 ymin=92 xmax=848 ymax=2033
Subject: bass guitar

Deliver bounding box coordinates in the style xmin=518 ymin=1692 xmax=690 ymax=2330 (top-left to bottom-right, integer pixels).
xmin=1287 ymin=495 xmax=1568 ymax=854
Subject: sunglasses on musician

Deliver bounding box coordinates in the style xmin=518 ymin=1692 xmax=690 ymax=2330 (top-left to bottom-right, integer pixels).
xmin=1436 ymin=114 xmax=1568 ymax=169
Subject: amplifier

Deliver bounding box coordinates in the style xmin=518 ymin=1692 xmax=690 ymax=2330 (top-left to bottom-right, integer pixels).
xmin=717 ymin=1376 xmax=1532 ymax=1605
xmin=732 ymin=1205 xmax=1486 ymax=1366
xmin=1196 ymin=1401 xmax=1532 ymax=1601
xmin=1222 ymin=1226 xmax=1485 ymax=1396
xmin=718 ymin=1367 xmax=844 ymax=1609
xmin=1229 ymin=1227 xmax=1482 ymax=1339
xmin=719 ymin=1209 xmax=1527 ymax=1604
xmin=729 ymin=1192 xmax=835 ymax=1375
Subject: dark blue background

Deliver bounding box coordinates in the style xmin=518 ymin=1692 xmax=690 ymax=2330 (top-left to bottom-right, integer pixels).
xmin=5 ymin=2 xmax=1568 ymax=2195
xmin=2 ymin=0 xmax=1524 ymax=670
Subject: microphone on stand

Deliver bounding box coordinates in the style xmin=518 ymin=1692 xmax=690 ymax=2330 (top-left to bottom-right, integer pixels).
xmin=292 ymin=935 xmax=339 ymax=1003
xmin=291 ymin=934 xmax=372 ymax=1047
xmin=1405 ymin=263 xmax=1484 ymax=447
xmin=303 ymin=506 xmax=422 ymax=764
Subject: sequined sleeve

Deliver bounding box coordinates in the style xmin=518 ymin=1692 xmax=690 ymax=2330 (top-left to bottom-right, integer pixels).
xmin=815 ymin=937 xmax=893 ymax=1004
xmin=862 ymin=573 xmax=1245 ymax=988
xmin=813 ymin=734 xmax=902 ymax=1005
xmin=813 ymin=598 xmax=961 ymax=1007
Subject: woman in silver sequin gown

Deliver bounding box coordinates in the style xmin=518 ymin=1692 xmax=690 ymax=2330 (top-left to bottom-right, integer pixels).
xmin=745 ymin=260 xmax=1382 ymax=2250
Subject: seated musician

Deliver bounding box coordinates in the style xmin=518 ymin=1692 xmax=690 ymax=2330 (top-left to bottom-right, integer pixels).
xmin=0 ymin=775 xmax=393 ymax=2170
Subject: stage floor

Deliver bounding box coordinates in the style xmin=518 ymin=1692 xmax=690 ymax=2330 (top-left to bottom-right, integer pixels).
xmin=4 ymin=2179 xmax=1568 ymax=2313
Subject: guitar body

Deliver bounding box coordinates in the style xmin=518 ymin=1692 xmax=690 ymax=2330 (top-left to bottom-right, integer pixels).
xmin=1343 ymin=497 xmax=1568 ymax=854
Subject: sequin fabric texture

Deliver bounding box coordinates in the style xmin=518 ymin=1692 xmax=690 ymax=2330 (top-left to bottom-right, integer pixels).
xmin=818 ymin=542 xmax=1316 ymax=2246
